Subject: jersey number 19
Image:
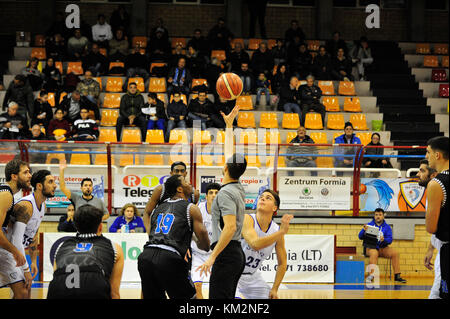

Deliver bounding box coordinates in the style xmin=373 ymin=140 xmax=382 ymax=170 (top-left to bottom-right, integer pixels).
xmin=155 ymin=213 xmax=175 ymax=235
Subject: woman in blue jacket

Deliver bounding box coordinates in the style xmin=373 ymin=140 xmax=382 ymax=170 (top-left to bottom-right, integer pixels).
xmin=358 ymin=208 xmax=406 ymax=283
xmin=109 ymin=203 xmax=146 ymax=233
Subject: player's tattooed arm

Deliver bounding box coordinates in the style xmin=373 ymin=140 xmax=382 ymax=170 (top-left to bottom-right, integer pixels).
xmin=13 ymin=201 xmax=33 ymax=224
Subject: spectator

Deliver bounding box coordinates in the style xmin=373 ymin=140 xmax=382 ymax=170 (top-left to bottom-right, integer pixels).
xmin=247 ymin=0 xmax=268 ymax=39
xmin=204 ymin=57 xmax=223 ymax=99
xmin=255 ymin=72 xmax=271 ymax=106
xmin=363 ymin=133 xmax=393 ymax=177
xmin=148 ymin=28 xmax=171 ymax=62
xmin=167 ymin=57 xmax=192 ymax=97
xmin=110 ymin=5 xmax=130 ymax=35
xmin=291 ymin=43 xmax=312 ymax=80
xmin=82 ymin=43 xmax=108 ymax=76
xmin=237 ymin=62 xmax=255 ymax=95
xmin=46 ymin=12 xmax=71 ymax=41
xmin=284 ymin=20 xmax=306 ymax=48
xmin=272 ymin=63 xmax=290 ymax=96
xmin=186 ymin=45 xmax=207 ymax=79
xmin=21 ymin=57 xmax=44 ymax=91
xmin=92 ymin=14 xmax=113 ymax=48
xmin=42 ymin=57 xmax=63 ymax=93
xmin=109 ymin=203 xmax=146 ymax=233
xmin=209 ymin=96 xmax=236 ymax=129
xmin=333 ymin=122 xmax=362 ymax=176
xmin=47 ymin=107 xmax=71 ymax=141
xmin=108 ymin=28 xmax=129 ymax=63
xmin=250 ymin=42 xmax=274 ymax=78
xmin=299 ymin=75 xmax=326 ymax=127
xmin=67 ymin=29 xmax=89 ymax=61
xmin=165 ymin=92 xmax=187 ymax=142
xmin=286 ymin=35 xmax=302 ymax=66
xmin=70 ymin=107 xmax=99 ymax=141
xmin=286 ymin=126 xmax=317 ymax=176
xmin=228 ymin=42 xmax=250 ymax=73
xmin=207 ymin=18 xmax=233 ymax=52
xmin=312 ymin=45 xmax=332 ymax=80
xmin=278 ymin=76 xmax=301 ymax=120
xmin=187 ymin=29 xmax=210 ymax=61
xmin=62 ymin=72 xmax=81 ymax=93
xmin=350 ymin=36 xmax=373 ymax=80
xmin=31 ymin=90 xmax=53 ymax=130
xmin=358 ymin=208 xmax=407 ymax=283
xmin=117 ymin=82 xmax=147 ymax=141
xmin=142 ymin=92 xmax=166 ymax=132
xmin=57 ymin=204 xmax=77 ymax=232
xmin=45 ymin=33 xmax=66 ymax=62
xmin=272 ymin=39 xmax=287 ymax=66
xmin=331 ymin=47 xmax=354 ymax=81
xmin=187 ymin=90 xmax=214 ymax=130
xmin=124 ymin=43 xmax=150 ymax=89
xmin=169 ymin=44 xmax=188 ymax=69
xmin=76 ymin=70 xmax=101 ymax=105
xmin=0 ymin=102 xmax=29 ymax=139
xmin=59 ymin=90 xmax=100 ymax=124
xmin=325 ymin=31 xmax=348 ymax=57
xmin=2 ymin=74 xmax=34 ymax=120
xmin=150 ymin=18 xmax=169 ymax=42
xmin=29 ymin=124 xmax=47 ymax=140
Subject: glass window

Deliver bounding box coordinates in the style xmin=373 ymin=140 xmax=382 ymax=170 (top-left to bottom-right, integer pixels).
xmin=382 ymin=0 xmax=406 ymax=8
xmin=333 ymin=0 xmax=357 ymax=7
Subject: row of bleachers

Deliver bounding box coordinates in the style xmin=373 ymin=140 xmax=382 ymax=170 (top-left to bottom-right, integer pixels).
xmin=404 ymin=54 xmax=449 ymax=68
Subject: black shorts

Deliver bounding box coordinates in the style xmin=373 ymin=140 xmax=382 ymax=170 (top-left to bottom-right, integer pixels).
xmin=440 ymin=242 xmax=449 ymax=299
xmin=138 ymin=246 xmax=195 ymax=299
xmin=47 ymin=271 xmax=111 ymax=299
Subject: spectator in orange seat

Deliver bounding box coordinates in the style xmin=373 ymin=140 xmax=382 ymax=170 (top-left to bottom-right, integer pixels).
xmin=124 ymin=43 xmax=150 ymax=90
xmin=271 ymin=63 xmax=291 ymax=96
xmin=187 ymin=29 xmax=210 ymax=62
xmin=228 ymin=42 xmax=250 ymax=73
xmin=76 ymin=70 xmax=101 ymax=105
xmin=143 ymin=92 xmax=166 ymax=133
xmin=187 ymin=89 xmax=214 ymax=130
xmin=92 ymin=14 xmax=113 ymax=48
xmin=278 ymin=76 xmax=302 ymax=119
xmin=70 ymin=107 xmax=99 ymax=141
xmin=250 ymin=42 xmax=274 ymax=78
xmin=272 ymin=38 xmax=287 ymax=66
xmin=47 ymin=108 xmax=71 ymax=141
xmin=349 ymin=36 xmax=373 ymax=81
xmin=0 ymin=102 xmax=29 ymax=140
xmin=290 ymin=43 xmax=312 ymax=80
xmin=167 ymin=57 xmax=192 ymax=98
xmin=186 ymin=45 xmax=207 ymax=79
xmin=286 ymin=126 xmax=317 ymax=177
xmin=31 ymin=90 xmax=53 ymax=130
xmin=299 ymin=75 xmax=326 ymax=127
xmin=59 ymin=90 xmax=100 ymax=124
xmin=255 ymin=72 xmax=271 ymax=106
xmin=363 ymin=133 xmax=393 ymax=177
xmin=67 ymin=29 xmax=89 ymax=61
xmin=2 ymin=74 xmax=34 ymax=120
xmin=82 ymin=43 xmax=108 ymax=76
xmin=236 ymin=62 xmax=255 ymax=95
xmin=21 ymin=57 xmax=44 ymax=91
xmin=108 ymin=28 xmax=129 ymax=63
xmin=117 ymin=82 xmax=147 ymax=141
xmin=42 ymin=57 xmax=63 ymax=93
xmin=331 ymin=47 xmax=354 ymax=81
xmin=165 ymin=91 xmax=187 ymax=142
xmin=312 ymin=45 xmax=332 ymax=80
xmin=170 ymin=44 xmax=187 ymax=69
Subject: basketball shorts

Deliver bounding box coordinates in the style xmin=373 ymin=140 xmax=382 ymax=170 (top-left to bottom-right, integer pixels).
xmin=0 ymin=248 xmax=25 ymax=288
xmin=191 ymin=251 xmax=211 ymax=284
xmin=236 ymin=271 xmax=271 ymax=299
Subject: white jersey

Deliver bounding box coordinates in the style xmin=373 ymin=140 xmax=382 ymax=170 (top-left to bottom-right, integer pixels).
xmin=241 ymin=214 xmax=279 ymax=275
xmin=16 ymin=193 xmax=46 ymax=248
xmin=191 ymin=201 xmax=212 ymax=255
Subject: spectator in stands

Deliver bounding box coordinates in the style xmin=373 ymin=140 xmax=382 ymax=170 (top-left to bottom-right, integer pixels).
xmin=45 ymin=33 xmax=66 ymax=62
xmin=350 ymin=36 xmax=373 ymax=81
xmin=47 ymin=108 xmax=71 ymax=141
xmin=2 ymin=74 xmax=34 ymax=120
xmin=29 ymin=124 xmax=47 ymax=140
xmin=363 ymin=133 xmax=393 ymax=177
xmin=110 ymin=5 xmax=130 ymax=35
xmin=31 ymin=90 xmax=53 ymax=130
xmin=228 ymin=42 xmax=250 ymax=73
xmin=76 ymin=70 xmax=101 ymax=105
xmin=286 ymin=35 xmax=302 ymax=67
xmin=117 ymin=82 xmax=147 ymax=141
xmin=167 ymin=57 xmax=192 ymax=98
xmin=250 ymin=42 xmax=274 ymax=78
xmin=205 ymin=57 xmax=223 ymax=99
xmin=67 ymin=29 xmax=89 ymax=61
xmin=272 ymin=39 xmax=287 ymax=66
xmin=331 ymin=47 xmax=354 ymax=81
xmin=237 ymin=62 xmax=255 ymax=95
xmin=57 ymin=204 xmax=77 ymax=233
xmin=359 ymin=208 xmax=407 ymax=283
xmin=333 ymin=122 xmax=362 ymax=176
xmin=187 ymin=89 xmax=214 ymax=130
xmin=21 ymin=57 xmax=44 ymax=91
xmin=148 ymin=28 xmax=171 ymax=63
xmin=170 ymin=44 xmax=188 ymax=69
xmin=109 ymin=203 xmax=145 ymax=233
xmin=284 ymin=20 xmax=306 ymax=48
xmin=59 ymin=90 xmax=100 ymax=124
xmin=0 ymin=102 xmax=29 ymax=140
xmin=70 ymin=106 xmax=99 ymax=141
xmin=207 ymin=17 xmax=233 ymax=52
xmin=82 ymin=43 xmax=108 ymax=76
xmin=108 ymin=28 xmax=129 ymax=63
xmin=255 ymin=72 xmax=271 ymax=106
xmin=46 ymin=11 xmax=71 ymax=41
xmin=312 ymin=45 xmax=332 ymax=80
xmin=291 ymin=43 xmax=312 ymax=80
xmin=278 ymin=76 xmax=301 ymax=119
xmin=165 ymin=92 xmax=187 ymax=142
xmin=325 ymin=31 xmax=348 ymax=57
xmin=92 ymin=14 xmax=113 ymax=48
xmin=150 ymin=18 xmax=169 ymax=42
xmin=143 ymin=92 xmax=166 ymax=133
xmin=299 ymin=75 xmax=326 ymax=127
xmin=209 ymin=96 xmax=236 ymax=129
xmin=124 ymin=43 xmax=150 ymax=90
xmin=271 ymin=63 xmax=290 ymax=96
xmin=286 ymin=126 xmax=317 ymax=176
xmin=187 ymin=29 xmax=210 ymax=61
xmin=42 ymin=57 xmax=63 ymax=93
xmin=186 ymin=45 xmax=207 ymax=79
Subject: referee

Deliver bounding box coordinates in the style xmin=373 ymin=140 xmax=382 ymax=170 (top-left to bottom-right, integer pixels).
xmin=197 ymin=105 xmax=247 ymax=299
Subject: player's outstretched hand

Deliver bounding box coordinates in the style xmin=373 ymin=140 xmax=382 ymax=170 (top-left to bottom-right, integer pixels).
xmin=280 ymin=214 xmax=293 ymax=234
xmin=196 ymin=256 xmax=215 ymax=278
xmin=59 ymin=159 xmax=67 ymax=171
xmin=220 ymin=104 xmax=240 ymax=127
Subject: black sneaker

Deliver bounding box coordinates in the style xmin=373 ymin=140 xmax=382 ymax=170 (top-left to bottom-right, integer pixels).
xmin=394 ymin=276 xmax=407 ymax=283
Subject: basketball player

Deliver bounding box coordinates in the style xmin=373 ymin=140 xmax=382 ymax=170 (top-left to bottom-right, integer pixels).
xmin=424 ymin=136 xmax=449 ymax=299
xmin=190 ymin=182 xmax=221 ymax=299
xmin=237 ymin=189 xmax=293 ymax=299
xmin=0 ymin=159 xmax=31 ymax=268
xmin=197 ymin=104 xmax=248 ymax=299
xmin=0 ymin=170 xmax=57 ymax=299
xmin=138 ymin=174 xmax=210 ymax=299
xmin=47 ymin=205 xmax=124 ymax=299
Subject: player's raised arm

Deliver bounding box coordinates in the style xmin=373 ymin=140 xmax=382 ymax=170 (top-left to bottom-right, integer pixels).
xmin=220 ymin=104 xmax=240 ymax=162
xmin=58 ymin=160 xmax=72 ymax=200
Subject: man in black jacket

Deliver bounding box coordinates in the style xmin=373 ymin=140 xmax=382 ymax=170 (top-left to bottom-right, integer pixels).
xmin=82 ymin=43 xmax=108 ymax=76
xmin=299 ymin=75 xmax=326 ymax=127
xmin=59 ymin=90 xmax=100 ymax=124
xmin=70 ymin=107 xmax=99 ymax=141
xmin=165 ymin=92 xmax=187 ymax=142
xmin=228 ymin=42 xmax=250 ymax=73
xmin=237 ymin=62 xmax=255 ymax=95
xmin=0 ymin=102 xmax=29 ymax=140
xmin=167 ymin=57 xmax=192 ymax=98
xmin=187 ymin=90 xmax=214 ymax=130
xmin=312 ymin=46 xmax=332 ymax=80
xmin=286 ymin=126 xmax=317 ymax=176
xmin=116 ymin=83 xmax=147 ymax=141
xmin=31 ymin=90 xmax=53 ymax=130
xmin=124 ymin=43 xmax=150 ymax=89
xmin=187 ymin=29 xmax=210 ymax=61
xmin=2 ymin=75 xmax=34 ymax=120
xmin=331 ymin=47 xmax=354 ymax=81
xmin=278 ymin=76 xmax=301 ymax=121
xmin=250 ymin=42 xmax=274 ymax=78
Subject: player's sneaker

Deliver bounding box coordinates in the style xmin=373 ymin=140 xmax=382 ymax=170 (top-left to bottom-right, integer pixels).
xmin=365 ymin=275 xmax=374 ymax=283
xmin=394 ymin=276 xmax=407 ymax=283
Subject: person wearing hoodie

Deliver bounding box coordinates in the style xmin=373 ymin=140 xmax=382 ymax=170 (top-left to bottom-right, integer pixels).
xmin=2 ymin=74 xmax=34 ymax=120
xmin=333 ymin=122 xmax=362 ymax=176
xmin=21 ymin=57 xmax=44 ymax=91
xmin=117 ymin=82 xmax=146 ymax=141
xmin=286 ymin=126 xmax=317 ymax=176
xmin=31 ymin=90 xmax=53 ymax=130
xmin=165 ymin=91 xmax=187 ymax=143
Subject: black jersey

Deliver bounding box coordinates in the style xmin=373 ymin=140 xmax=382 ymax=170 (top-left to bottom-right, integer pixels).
xmin=0 ymin=184 xmax=15 ymax=228
xmin=433 ymin=170 xmax=449 ymax=242
xmin=146 ymin=198 xmax=193 ymax=257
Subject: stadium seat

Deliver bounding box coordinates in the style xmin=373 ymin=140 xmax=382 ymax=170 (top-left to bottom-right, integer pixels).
xmin=47 ymin=92 xmax=56 ymax=107
xmin=434 ymin=43 xmax=448 ymax=55
xmin=193 ymin=130 xmax=212 ymax=144
xmin=316 ymin=156 xmax=334 ymax=168
xmin=304 ymin=113 xmax=323 ymax=130
xmin=67 ymin=62 xmax=83 ymax=75
xmin=237 ymin=112 xmax=256 ymax=128
xmin=132 ymin=36 xmax=147 ymax=48
xmin=59 ymin=92 xmax=67 ymax=103
xmin=318 ymin=81 xmax=335 ymax=95
xmin=149 ymin=78 xmax=167 ymax=93
xmin=145 ymin=129 xmax=165 ymax=143
xmin=265 ymin=156 xmax=286 ymax=168
xmin=338 ymin=81 xmax=356 ymax=96
xmin=144 ymin=154 xmax=164 ymax=165
xmin=169 ymin=130 xmax=189 ymax=143
xmin=239 ymin=131 xmax=258 ymax=144
xmin=46 ymin=153 xmax=66 ymax=164
xmin=326 ymin=114 xmax=345 ymax=130
xmin=236 ymin=95 xmax=253 ymax=110
xmin=423 ymin=55 xmax=439 ymax=67
xmin=356 ymin=132 xmax=372 ymax=146
xmin=442 ymin=55 xmax=449 ymax=68
xmin=248 ymin=38 xmax=263 ymax=50
xmin=196 ymin=153 xmax=213 ymax=166
xmin=109 ymin=61 xmax=125 ymax=73
xmin=307 ymin=40 xmax=320 ymax=52
xmin=93 ymin=77 xmax=102 ymax=91
xmin=98 ymin=128 xmax=117 ymax=142
xmin=100 ymin=109 xmax=119 ymax=126
xmin=285 ymin=131 xmax=297 ymax=143
xmin=431 ymin=69 xmax=448 ymax=82
xmin=230 ymin=38 xmax=245 ymax=49
xmin=322 ymin=96 xmax=340 ymax=112
xmin=55 ymin=61 xmax=63 ymax=75
xmin=211 ymin=50 xmax=226 ymax=62
xmin=70 ymin=149 xmax=91 ymax=165
xmin=439 ymin=84 xmax=449 ymax=97
xmin=119 ymin=153 xmax=140 ymax=166
xmin=343 ymin=97 xmax=362 ymax=112
xmin=191 ymin=78 xmax=208 ymax=90
xmin=267 ymin=39 xmax=277 ymax=50
xmin=349 ymin=114 xmax=368 ymax=130
xmin=333 ymin=132 xmax=344 ymax=142
xmin=157 ymin=93 xmax=167 ymax=104
xmin=94 ymin=154 xmax=115 ymax=165
xmin=171 ymin=37 xmax=186 ymax=48
xmin=121 ymin=128 xmax=142 ymax=142
xmin=99 ymin=48 xmax=107 ymax=57
xmin=245 ymin=155 xmax=261 ymax=167
xmin=215 ymin=130 xmax=225 ymax=144
xmin=150 ymin=62 xmax=167 ymax=73
xmin=169 ymin=94 xmax=187 ymax=105
xmin=105 ymin=77 xmax=124 ymax=92
xmin=34 ymin=34 xmax=45 ymax=47
xmin=259 ymin=112 xmax=278 ymax=128
xmin=168 ymin=155 xmax=189 ymax=166
xmin=282 ymin=113 xmax=300 ymax=129
xmin=264 ymin=130 xmax=281 ymax=144
xmin=128 ymin=77 xmax=145 ymax=92
xmin=102 ymin=93 xmax=121 ymax=108
xmin=30 ymin=47 xmax=46 ymax=60
xmin=310 ymin=132 xmax=328 ymax=145
xmin=416 ymin=43 xmax=431 ymax=54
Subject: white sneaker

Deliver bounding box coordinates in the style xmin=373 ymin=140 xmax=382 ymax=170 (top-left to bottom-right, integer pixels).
xmin=366 ymin=275 xmax=374 ymax=283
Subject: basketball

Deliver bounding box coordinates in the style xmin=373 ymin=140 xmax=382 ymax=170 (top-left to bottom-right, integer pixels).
xmin=216 ymin=72 xmax=243 ymax=100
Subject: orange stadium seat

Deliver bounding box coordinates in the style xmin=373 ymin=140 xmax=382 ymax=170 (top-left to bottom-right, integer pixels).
xmin=169 ymin=94 xmax=187 ymax=105
xmin=128 ymin=77 xmax=145 ymax=92
xmin=235 ymin=95 xmax=253 ymax=110
xmin=121 ymin=128 xmax=142 ymax=142
xmin=282 ymin=113 xmax=300 ymax=129
xmin=55 ymin=61 xmax=63 ymax=75
xmin=239 ymin=131 xmax=258 ymax=144
xmin=259 ymin=112 xmax=279 ymax=128
xmin=157 ymin=93 xmax=168 ymax=104
xmin=47 ymin=92 xmax=56 ymax=107
xmin=169 ymin=130 xmax=189 ymax=144
xmin=105 ymin=77 xmax=124 ymax=92
xmin=119 ymin=153 xmax=140 ymax=166
xmin=318 ymin=81 xmax=335 ymax=95
xmin=67 ymin=62 xmax=83 ymax=75
xmin=304 ymin=113 xmax=323 ymax=130
xmin=285 ymin=131 xmax=297 ymax=143
xmin=350 ymin=114 xmax=368 ymax=131
xmin=100 ymin=109 xmax=119 ymax=126
xmin=423 ymin=55 xmax=439 ymax=67
xmin=237 ymin=112 xmax=256 ymax=128
xmin=31 ymin=47 xmax=46 ymax=60
xmin=322 ymin=96 xmax=340 ymax=112
xmin=231 ymin=38 xmax=245 ymax=49
xmin=267 ymin=39 xmax=277 ymax=50
xmin=356 ymin=132 xmax=372 ymax=146
xmin=246 ymin=155 xmax=261 ymax=167
xmin=171 ymin=37 xmax=186 ymax=48
xmin=442 ymin=55 xmax=449 ymax=68
xmin=132 ymin=36 xmax=147 ymax=48
xmin=191 ymin=78 xmax=208 ymax=90
xmin=307 ymin=40 xmax=320 ymax=52
xmin=343 ymin=97 xmax=362 ymax=112
xmin=149 ymin=78 xmax=167 ymax=93
xmin=248 ymin=38 xmax=262 ymax=50
xmin=265 ymin=156 xmax=286 ymax=168
xmin=211 ymin=50 xmax=226 ymax=62
xmin=338 ymin=81 xmax=356 ymax=96
xmin=98 ymin=128 xmax=117 ymax=142
xmin=193 ymin=130 xmax=212 ymax=144
xmin=109 ymin=61 xmax=125 ymax=73
xmin=434 ymin=43 xmax=449 ymax=55
xmin=333 ymin=132 xmax=344 ymax=142
xmin=264 ymin=130 xmax=281 ymax=144
xmin=150 ymin=62 xmax=167 ymax=73
xmin=93 ymin=77 xmax=102 ymax=91
xmin=70 ymin=149 xmax=91 ymax=165
xmin=327 ymin=114 xmax=345 ymax=130
xmin=59 ymin=92 xmax=67 ymax=103
xmin=146 ymin=129 xmax=165 ymax=143
xmin=34 ymin=34 xmax=45 ymax=47
xmin=316 ymin=156 xmax=334 ymax=168
xmin=310 ymin=132 xmax=328 ymax=145
xmin=46 ymin=153 xmax=66 ymax=164
xmin=103 ymin=93 xmax=121 ymax=108
xmin=99 ymin=48 xmax=107 ymax=57
xmin=416 ymin=43 xmax=431 ymax=54
xmin=144 ymin=154 xmax=164 ymax=165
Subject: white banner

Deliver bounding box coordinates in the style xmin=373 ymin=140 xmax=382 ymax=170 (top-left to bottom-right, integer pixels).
xmin=43 ymin=233 xmax=334 ymax=283
xmin=279 ymin=176 xmax=351 ymax=210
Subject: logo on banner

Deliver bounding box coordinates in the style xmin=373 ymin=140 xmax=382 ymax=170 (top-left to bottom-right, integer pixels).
xmin=302 ymin=187 xmax=312 ymax=196
xmin=398 ymin=180 xmax=426 ymax=211
xmin=320 ymin=188 xmax=330 ymax=197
